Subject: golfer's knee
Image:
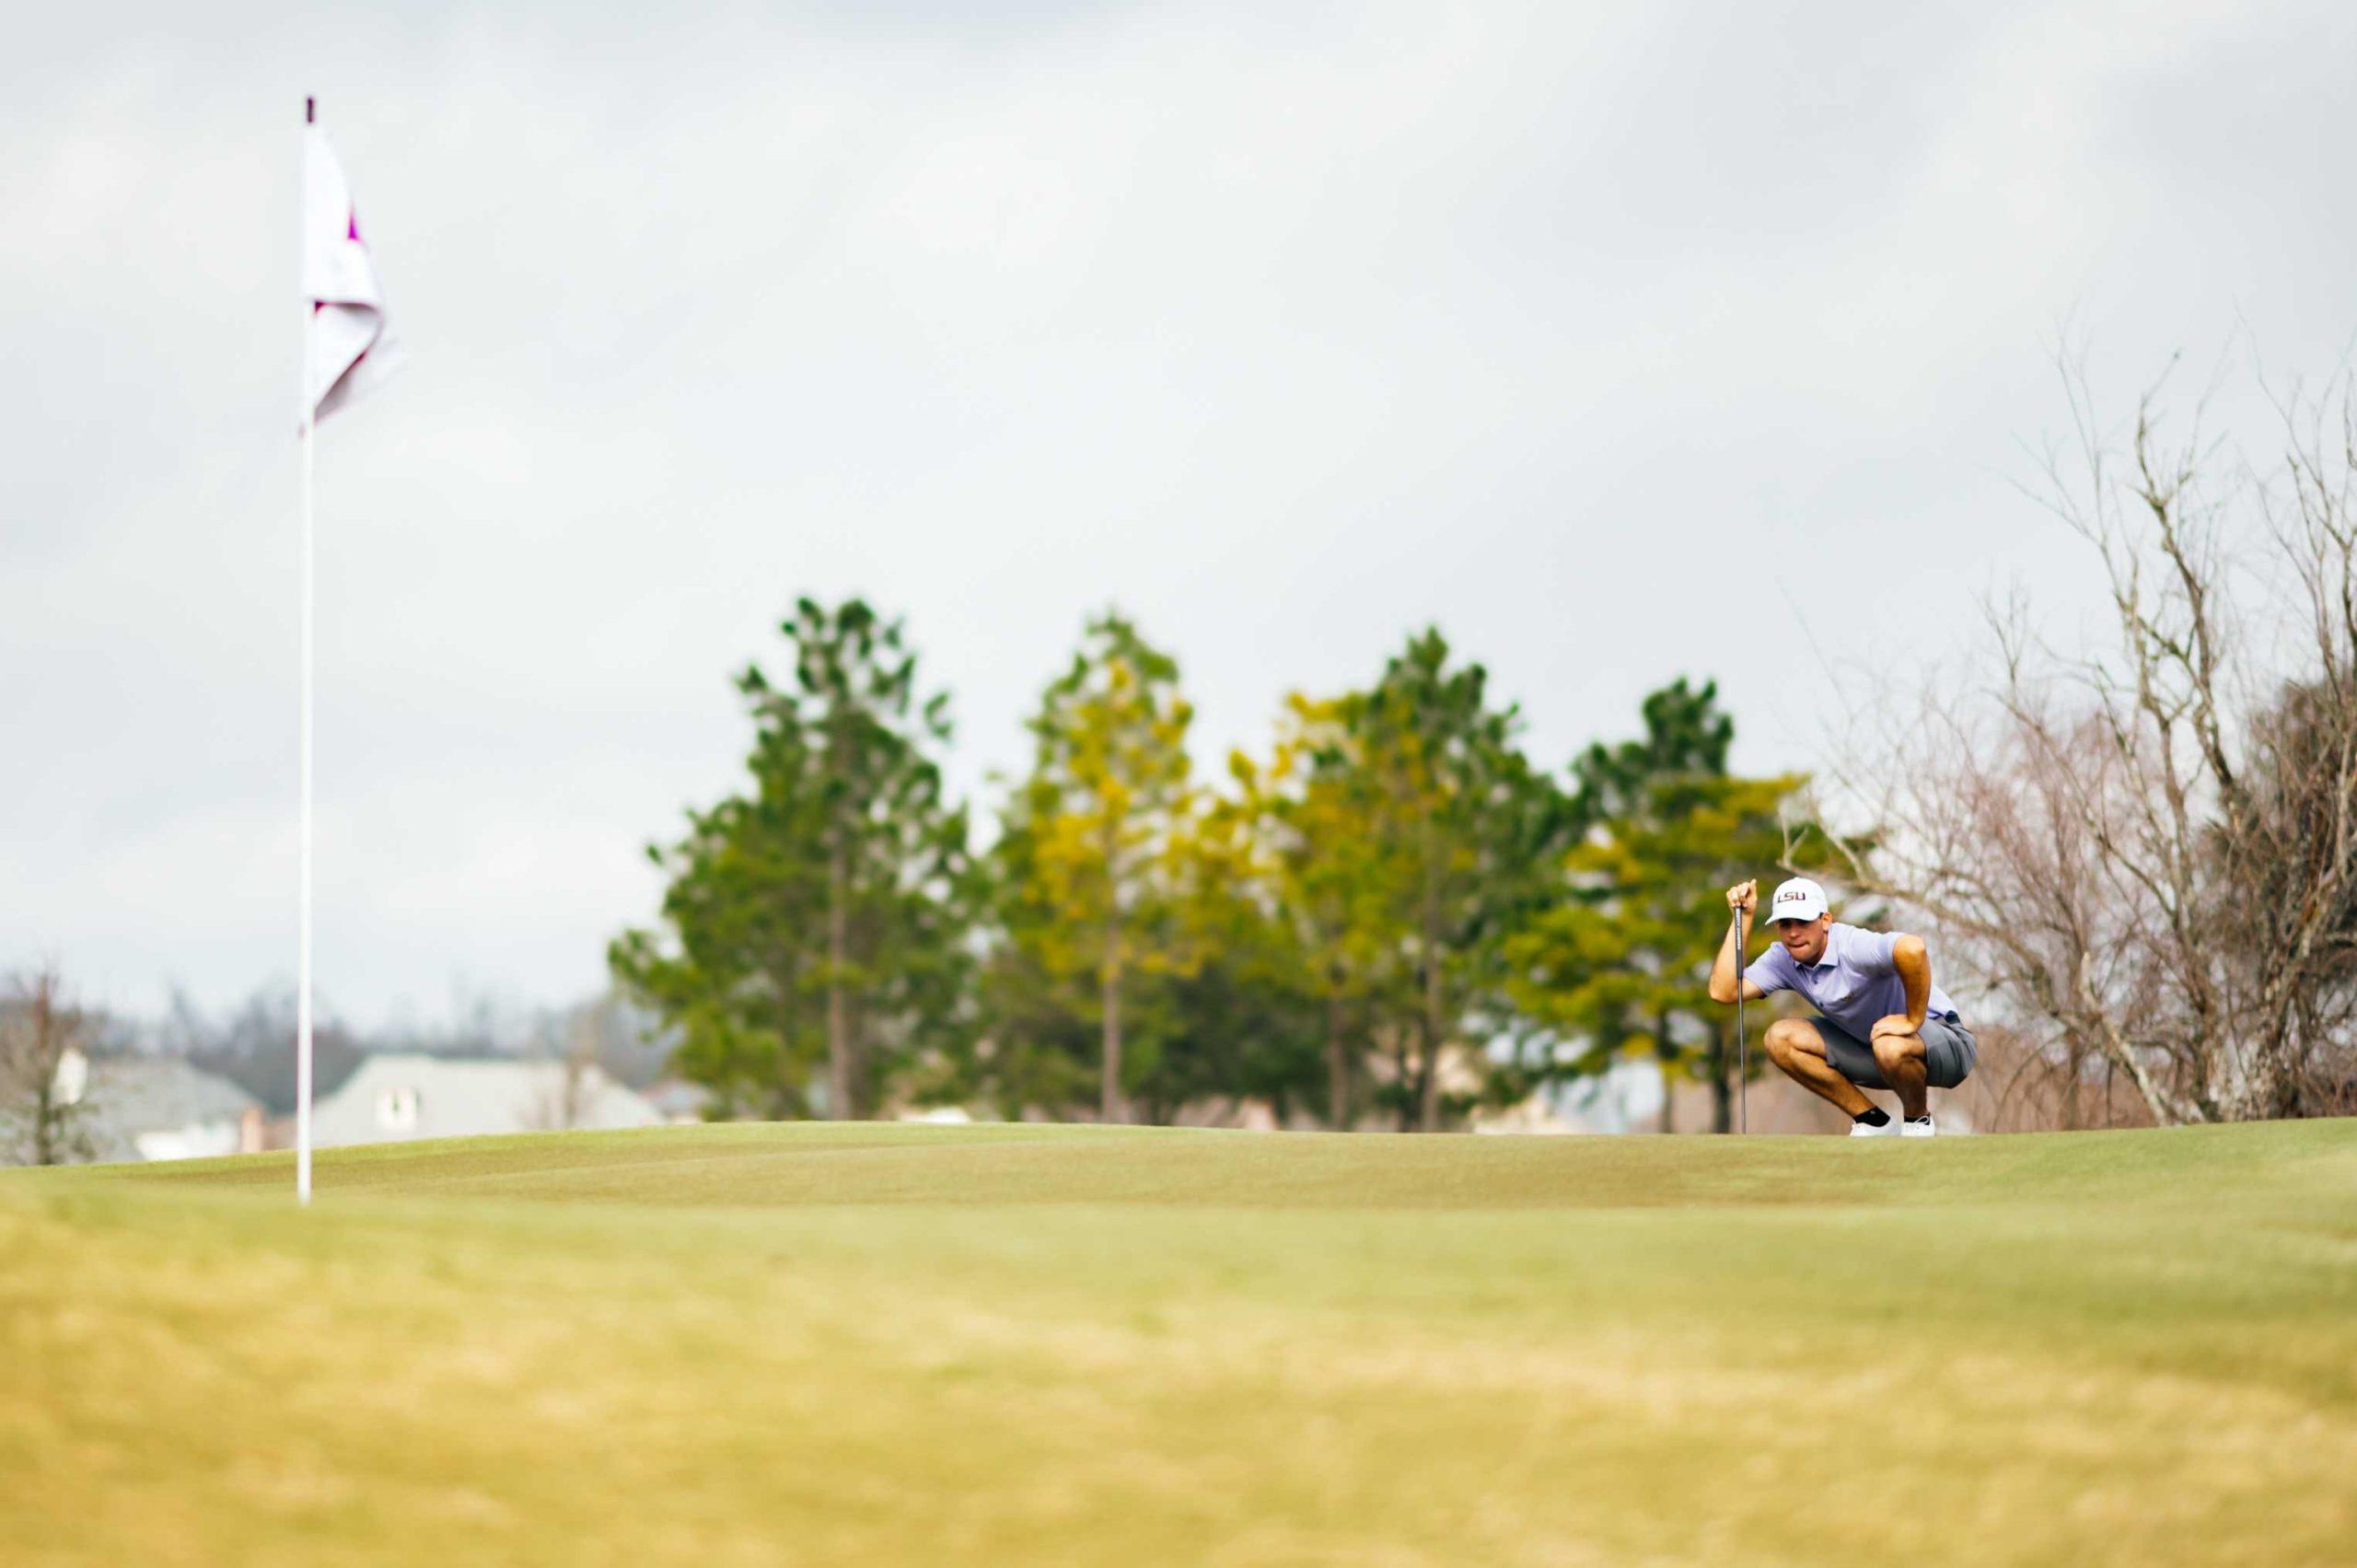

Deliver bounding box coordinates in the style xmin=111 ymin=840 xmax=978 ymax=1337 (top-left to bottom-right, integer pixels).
xmin=1870 ymin=1031 xmax=1922 ymax=1072
xmin=1762 ymin=1018 xmax=1816 ymax=1067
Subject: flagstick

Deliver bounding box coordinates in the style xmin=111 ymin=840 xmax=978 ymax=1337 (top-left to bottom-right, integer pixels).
xmin=296 ymin=95 xmax=317 ymax=1205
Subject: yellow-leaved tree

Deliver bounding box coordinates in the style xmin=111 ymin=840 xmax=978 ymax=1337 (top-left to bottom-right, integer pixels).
xmin=992 ymin=613 xmax=1198 ymax=1122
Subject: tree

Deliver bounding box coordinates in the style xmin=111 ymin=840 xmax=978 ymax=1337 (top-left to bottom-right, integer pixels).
xmin=523 ymin=989 xmax=676 ymax=1092
xmin=1566 ymin=677 xmax=1733 ymax=822
xmin=524 ymin=1006 xmax=601 ymax=1132
xmin=166 ymin=984 xmax=366 ymax=1116
xmin=1505 ymin=679 xmax=1805 ymax=1132
xmin=1 ymin=965 xmax=92 ymax=1167
xmin=611 ymin=598 xmax=970 ymax=1120
xmin=1341 ymin=631 xmax=1572 ymax=1131
xmin=1821 ymin=361 xmax=2357 ymax=1122
xmin=1130 ymin=774 xmax=1325 ymax=1125
xmin=1237 ymin=694 xmax=1420 ymax=1128
xmin=986 ymin=613 xmax=1197 ymax=1122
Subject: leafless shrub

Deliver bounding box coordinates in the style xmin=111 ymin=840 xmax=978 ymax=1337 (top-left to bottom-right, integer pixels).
xmin=524 ymin=1012 xmax=601 ymax=1132
xmin=1945 ymin=1023 xmax=2159 ymax=1132
xmin=0 ymin=964 xmax=94 ymax=1165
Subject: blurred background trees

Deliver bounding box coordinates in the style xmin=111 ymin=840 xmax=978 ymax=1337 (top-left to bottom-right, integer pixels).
xmin=611 ymin=607 xmax=1762 ymax=1130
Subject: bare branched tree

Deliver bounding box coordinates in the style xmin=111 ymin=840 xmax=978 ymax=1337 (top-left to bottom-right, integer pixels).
xmin=525 ymin=1010 xmax=601 ymax=1132
xmin=1805 ymin=360 xmax=2357 ymax=1124
xmin=1 ymin=964 xmax=95 ymax=1165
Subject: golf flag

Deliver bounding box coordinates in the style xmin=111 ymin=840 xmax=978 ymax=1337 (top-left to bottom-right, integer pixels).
xmin=292 ymin=98 xmax=403 ymax=1206
xmin=303 ymin=121 xmax=399 ymax=422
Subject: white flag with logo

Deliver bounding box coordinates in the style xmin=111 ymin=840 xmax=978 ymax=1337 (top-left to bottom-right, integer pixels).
xmin=304 ymin=125 xmax=400 ymax=422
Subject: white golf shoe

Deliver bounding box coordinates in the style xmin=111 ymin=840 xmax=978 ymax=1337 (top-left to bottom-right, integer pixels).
xmin=1900 ymin=1115 xmax=1937 ymax=1137
xmin=1849 ymin=1117 xmax=1900 ymax=1137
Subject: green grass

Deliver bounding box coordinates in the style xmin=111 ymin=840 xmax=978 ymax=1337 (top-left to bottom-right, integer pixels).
xmin=5 ymin=1120 xmax=2354 ymax=1566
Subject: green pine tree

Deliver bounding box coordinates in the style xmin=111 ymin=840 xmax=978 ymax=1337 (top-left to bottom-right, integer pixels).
xmin=1340 ymin=631 xmax=1575 ymax=1131
xmin=610 ymin=598 xmax=970 ymax=1119
xmin=1236 ymin=693 xmax=1419 ymax=1127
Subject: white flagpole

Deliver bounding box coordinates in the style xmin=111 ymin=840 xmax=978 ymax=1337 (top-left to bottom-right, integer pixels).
xmin=296 ymin=94 xmax=318 ymax=1205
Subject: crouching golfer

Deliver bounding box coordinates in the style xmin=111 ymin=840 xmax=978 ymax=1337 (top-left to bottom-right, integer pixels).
xmin=1707 ymin=877 xmax=1975 ymax=1136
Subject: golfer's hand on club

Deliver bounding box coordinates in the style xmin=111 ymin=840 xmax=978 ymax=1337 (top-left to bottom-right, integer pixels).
xmin=1725 ymin=879 xmax=1757 ymax=917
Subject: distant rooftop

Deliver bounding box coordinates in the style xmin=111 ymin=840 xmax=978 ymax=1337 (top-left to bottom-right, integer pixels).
xmin=76 ymin=1054 xmax=261 ymax=1164
xmin=310 ymin=1053 xmax=663 ymax=1147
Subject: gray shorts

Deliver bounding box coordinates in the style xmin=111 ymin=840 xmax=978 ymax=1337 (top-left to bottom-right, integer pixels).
xmin=1813 ymin=1015 xmax=1977 ymax=1090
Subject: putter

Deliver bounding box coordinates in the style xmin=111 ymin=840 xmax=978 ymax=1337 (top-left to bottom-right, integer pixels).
xmin=1733 ymin=904 xmax=1747 ymax=1135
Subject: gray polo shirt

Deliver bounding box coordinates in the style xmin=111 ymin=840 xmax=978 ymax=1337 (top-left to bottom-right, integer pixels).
xmin=1744 ymin=922 xmax=1959 ymax=1041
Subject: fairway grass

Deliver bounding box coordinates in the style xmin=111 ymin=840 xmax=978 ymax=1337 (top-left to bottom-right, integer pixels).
xmin=5 ymin=1121 xmax=2353 ymax=1566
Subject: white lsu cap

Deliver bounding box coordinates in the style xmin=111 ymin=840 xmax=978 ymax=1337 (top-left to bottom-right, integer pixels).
xmin=1765 ymin=877 xmax=1829 ymax=925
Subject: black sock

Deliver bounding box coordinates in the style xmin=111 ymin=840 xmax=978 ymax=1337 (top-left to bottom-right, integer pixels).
xmin=1852 ymin=1106 xmax=1891 ymax=1127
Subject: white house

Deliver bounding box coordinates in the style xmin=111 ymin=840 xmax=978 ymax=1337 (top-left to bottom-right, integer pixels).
xmin=309 ymin=1054 xmax=664 ymax=1148
xmin=63 ymin=1051 xmax=266 ymax=1163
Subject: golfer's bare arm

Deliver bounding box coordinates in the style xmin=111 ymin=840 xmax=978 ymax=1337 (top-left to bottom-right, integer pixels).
xmin=1708 ymin=879 xmax=1770 ymax=1005
xmin=1887 ymin=935 xmax=1931 ymax=1031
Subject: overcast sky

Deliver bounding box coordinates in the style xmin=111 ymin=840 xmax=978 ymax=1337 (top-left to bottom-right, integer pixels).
xmin=8 ymin=0 xmax=2355 ymax=1029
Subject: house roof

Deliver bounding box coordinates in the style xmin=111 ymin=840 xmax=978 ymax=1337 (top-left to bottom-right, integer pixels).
xmin=78 ymin=1056 xmax=261 ymax=1162
xmin=308 ymin=1054 xmax=664 ymax=1147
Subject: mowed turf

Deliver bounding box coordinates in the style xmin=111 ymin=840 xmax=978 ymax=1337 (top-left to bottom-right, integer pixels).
xmin=5 ymin=1121 xmax=2353 ymax=1566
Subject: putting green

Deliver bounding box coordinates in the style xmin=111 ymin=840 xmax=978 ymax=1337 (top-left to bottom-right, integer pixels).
xmin=5 ymin=1120 xmax=2352 ymax=1565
